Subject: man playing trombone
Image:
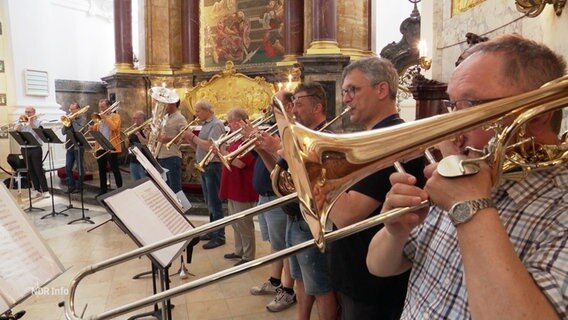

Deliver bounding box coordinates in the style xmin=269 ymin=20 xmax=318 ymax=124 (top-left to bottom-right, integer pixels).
xmin=90 ymin=99 xmax=122 ymax=196
xmin=324 ymin=57 xmax=425 ymax=320
xmin=15 ymin=106 xmax=49 ymax=198
xmin=367 ymin=34 xmax=567 ymax=319
xmin=61 ymin=102 xmax=87 ymax=193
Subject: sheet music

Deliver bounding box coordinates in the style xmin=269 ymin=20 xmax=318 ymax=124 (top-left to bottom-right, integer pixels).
xmin=0 ymin=185 xmax=65 ymax=314
xmin=131 ymin=146 xmax=191 ymax=212
xmin=102 ymin=180 xmax=192 ymax=268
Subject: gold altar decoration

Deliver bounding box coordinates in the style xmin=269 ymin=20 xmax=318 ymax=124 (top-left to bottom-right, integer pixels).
xmin=181 ymin=61 xmax=275 ymax=121
xmin=451 ymin=0 xmax=486 ymax=16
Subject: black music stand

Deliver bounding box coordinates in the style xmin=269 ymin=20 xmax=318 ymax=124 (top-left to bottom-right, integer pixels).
xmin=67 ymin=131 xmax=94 ymax=225
xmin=33 ymin=127 xmax=68 ymax=219
xmin=9 ymin=131 xmax=45 ymax=213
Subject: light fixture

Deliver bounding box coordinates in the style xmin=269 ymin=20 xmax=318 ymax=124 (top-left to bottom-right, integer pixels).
xmin=418 ymin=40 xmax=432 ymax=71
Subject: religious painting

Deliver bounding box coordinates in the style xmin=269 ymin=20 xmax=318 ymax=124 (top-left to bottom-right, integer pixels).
xmin=451 ymin=0 xmax=486 ymax=16
xmin=0 ymin=60 xmax=4 ymax=73
xmin=0 ymin=94 xmax=6 ymax=106
xmin=200 ymin=0 xmax=286 ymax=71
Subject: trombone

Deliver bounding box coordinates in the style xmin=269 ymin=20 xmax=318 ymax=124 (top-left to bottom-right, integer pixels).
xmin=164 ymin=118 xmax=200 ymax=150
xmin=18 ymin=113 xmax=43 ymax=123
xmin=220 ymin=123 xmax=279 ymax=170
xmin=91 ymin=101 xmax=120 ymax=123
xmin=61 ymin=105 xmax=90 ymax=128
xmin=64 ymin=75 xmax=568 ymax=319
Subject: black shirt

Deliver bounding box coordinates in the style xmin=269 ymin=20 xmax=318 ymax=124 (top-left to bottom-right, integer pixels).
xmin=328 ymin=114 xmax=426 ymax=318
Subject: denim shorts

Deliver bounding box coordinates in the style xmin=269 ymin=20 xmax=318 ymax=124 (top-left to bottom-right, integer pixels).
xmin=257 ymin=195 xmax=287 ymax=251
xmin=286 ymin=217 xmax=333 ymax=295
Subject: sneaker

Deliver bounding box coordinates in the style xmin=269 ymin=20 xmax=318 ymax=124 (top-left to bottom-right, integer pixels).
xmin=202 ymin=238 xmax=226 ymax=250
xmin=266 ymin=287 xmax=296 ymax=312
xmin=223 ymin=253 xmax=242 ymax=260
xmin=250 ymin=280 xmax=280 ymax=295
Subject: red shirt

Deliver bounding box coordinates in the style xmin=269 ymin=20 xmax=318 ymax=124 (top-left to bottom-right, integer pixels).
xmin=219 ymin=139 xmax=259 ymax=202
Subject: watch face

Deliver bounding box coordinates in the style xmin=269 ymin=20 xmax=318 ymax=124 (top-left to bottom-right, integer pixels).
xmin=452 ymin=202 xmax=471 ymax=224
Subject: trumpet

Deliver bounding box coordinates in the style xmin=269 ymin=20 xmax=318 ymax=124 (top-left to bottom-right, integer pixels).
xmin=164 ymin=118 xmax=200 ymax=150
xmin=195 ymin=115 xmax=275 ymax=172
xmin=61 ymin=105 xmax=90 ymax=127
xmin=220 ymin=123 xmax=279 ymax=170
xmin=64 ymin=75 xmax=568 ymax=319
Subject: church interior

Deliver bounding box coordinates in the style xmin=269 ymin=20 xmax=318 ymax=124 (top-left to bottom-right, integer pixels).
xmin=0 ymin=0 xmax=567 ymax=319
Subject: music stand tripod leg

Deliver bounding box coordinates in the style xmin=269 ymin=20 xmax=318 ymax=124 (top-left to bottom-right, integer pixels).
xmin=41 ymin=144 xmax=68 ymax=219
xmin=67 ymin=146 xmax=94 ymax=224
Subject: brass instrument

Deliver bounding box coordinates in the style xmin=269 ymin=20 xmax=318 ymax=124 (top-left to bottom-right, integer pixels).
xmin=123 ymin=118 xmax=152 ymax=137
xmin=271 ymin=106 xmax=352 ymax=196
xmin=220 ymin=123 xmax=279 ymax=170
xmin=147 ymin=87 xmax=180 ymax=157
xmin=197 ymin=115 xmax=275 ymax=172
xmin=64 ymin=75 xmax=568 ymax=319
xmin=164 ymin=118 xmax=200 ymax=150
xmin=18 ymin=113 xmax=42 ymax=123
xmin=61 ymin=105 xmax=90 ymax=127
xmin=91 ymin=101 xmax=120 ymax=122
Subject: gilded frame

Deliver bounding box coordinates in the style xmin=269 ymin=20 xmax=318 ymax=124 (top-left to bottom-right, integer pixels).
xmin=451 ymin=0 xmax=486 ymax=16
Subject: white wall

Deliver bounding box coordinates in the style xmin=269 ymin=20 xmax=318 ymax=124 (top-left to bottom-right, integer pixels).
xmin=2 ymin=0 xmax=114 ymax=117
xmin=0 ymin=0 xmax=114 ymax=169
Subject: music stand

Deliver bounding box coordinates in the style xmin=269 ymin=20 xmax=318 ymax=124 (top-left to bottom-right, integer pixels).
xmin=9 ymin=131 xmax=45 ymax=213
xmin=67 ymin=131 xmax=94 ymax=225
xmin=33 ymin=127 xmax=67 ymax=219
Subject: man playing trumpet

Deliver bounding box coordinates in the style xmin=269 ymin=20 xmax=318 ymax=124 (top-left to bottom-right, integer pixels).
xmin=183 ymin=100 xmax=226 ymax=250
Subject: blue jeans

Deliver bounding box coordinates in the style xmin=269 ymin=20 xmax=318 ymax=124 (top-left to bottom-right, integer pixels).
xmin=201 ymin=162 xmax=224 ymax=239
xmin=65 ymin=147 xmax=84 ymax=190
xmin=287 ymin=217 xmax=333 ymax=295
xmin=129 ymin=162 xmax=146 ymax=181
xmin=158 ymin=156 xmax=182 ymax=193
xmin=257 ymin=195 xmax=287 ymax=251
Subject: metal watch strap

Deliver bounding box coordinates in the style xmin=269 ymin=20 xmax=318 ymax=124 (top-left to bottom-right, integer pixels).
xmin=449 ymin=197 xmax=495 ymax=226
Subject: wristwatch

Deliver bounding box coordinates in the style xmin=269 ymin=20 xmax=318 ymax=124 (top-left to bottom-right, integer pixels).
xmin=448 ymin=198 xmax=495 ymax=226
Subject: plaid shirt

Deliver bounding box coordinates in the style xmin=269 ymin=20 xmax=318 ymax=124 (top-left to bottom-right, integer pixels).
xmin=403 ymin=165 xmax=568 ymax=319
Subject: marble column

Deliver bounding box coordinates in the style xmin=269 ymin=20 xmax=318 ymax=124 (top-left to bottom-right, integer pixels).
xmin=281 ymin=0 xmax=304 ymax=63
xmin=181 ymin=0 xmax=200 ymax=72
xmin=113 ymin=0 xmax=135 ymax=72
xmin=306 ymin=0 xmax=341 ymax=54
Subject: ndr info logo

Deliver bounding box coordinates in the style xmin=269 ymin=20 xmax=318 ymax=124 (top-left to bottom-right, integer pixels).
xmin=31 ymin=284 xmax=69 ymax=296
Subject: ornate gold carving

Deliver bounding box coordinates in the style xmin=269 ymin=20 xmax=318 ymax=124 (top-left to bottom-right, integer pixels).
xmin=516 ymin=0 xmax=566 ymax=17
xmin=451 ymin=0 xmax=486 ymax=16
xmin=181 ymin=61 xmax=275 ymax=120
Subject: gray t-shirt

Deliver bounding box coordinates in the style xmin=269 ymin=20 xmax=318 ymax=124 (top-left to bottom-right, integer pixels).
xmin=196 ymin=116 xmax=225 ymax=163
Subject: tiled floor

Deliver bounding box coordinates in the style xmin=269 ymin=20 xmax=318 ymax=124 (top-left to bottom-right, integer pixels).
xmin=9 ymin=190 xmax=310 ymax=320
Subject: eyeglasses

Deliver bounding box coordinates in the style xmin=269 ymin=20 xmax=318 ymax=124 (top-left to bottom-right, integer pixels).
xmin=340 ymin=86 xmax=362 ymax=98
xmin=292 ymin=94 xmax=317 ymax=102
xmin=340 ymin=83 xmax=380 ymax=98
xmin=442 ymin=97 xmax=506 ymax=112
